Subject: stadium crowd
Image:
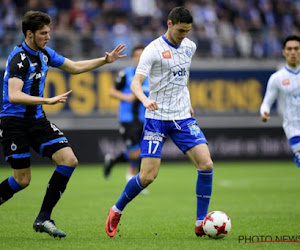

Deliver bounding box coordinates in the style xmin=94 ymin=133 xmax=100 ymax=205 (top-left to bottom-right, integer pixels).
xmin=1 ymin=0 xmax=300 ymax=59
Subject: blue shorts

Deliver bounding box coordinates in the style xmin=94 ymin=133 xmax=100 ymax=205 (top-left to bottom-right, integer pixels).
xmin=140 ymin=117 xmax=207 ymax=158
xmin=289 ymin=136 xmax=300 ymax=167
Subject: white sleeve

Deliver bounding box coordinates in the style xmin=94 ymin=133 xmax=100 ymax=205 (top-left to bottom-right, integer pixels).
xmin=260 ymin=73 xmax=279 ymax=115
xmin=191 ymin=40 xmax=197 ymax=56
xmin=136 ymin=43 xmax=157 ymax=77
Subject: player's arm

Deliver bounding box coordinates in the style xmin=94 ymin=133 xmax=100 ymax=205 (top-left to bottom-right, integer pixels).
xmin=187 ymin=81 xmax=194 ymax=116
xmin=8 ymin=77 xmax=72 ymax=105
xmin=59 ymin=44 xmax=126 ymax=74
xmin=109 ymin=88 xmax=135 ymax=103
xmin=110 ymin=70 xmax=135 ymax=103
xmin=260 ymin=74 xmax=279 ymax=122
xmin=131 ymin=73 xmax=158 ymax=111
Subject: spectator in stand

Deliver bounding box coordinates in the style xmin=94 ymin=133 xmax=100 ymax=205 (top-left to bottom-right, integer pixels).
xmin=1 ymin=0 xmax=300 ymax=59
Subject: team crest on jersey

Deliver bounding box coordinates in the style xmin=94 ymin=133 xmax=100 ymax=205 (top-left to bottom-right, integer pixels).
xmin=162 ymin=50 xmax=172 ymax=59
xmin=282 ymin=78 xmax=290 ymax=86
xmin=42 ymin=54 xmax=48 ymax=63
xmin=188 ymin=122 xmax=200 ymax=136
xmin=185 ymin=49 xmax=192 ymax=58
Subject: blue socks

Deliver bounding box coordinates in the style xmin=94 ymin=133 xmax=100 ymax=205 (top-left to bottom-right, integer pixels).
xmin=115 ymin=173 xmax=145 ymax=211
xmin=114 ymin=168 xmax=213 ymax=218
xmin=55 ymin=165 xmax=75 ymax=177
xmin=8 ymin=176 xmax=24 ymax=193
xmin=196 ymin=169 xmax=213 ymax=220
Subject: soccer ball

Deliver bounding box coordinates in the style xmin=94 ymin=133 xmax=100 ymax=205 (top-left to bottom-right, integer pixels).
xmin=203 ymin=211 xmax=231 ymax=239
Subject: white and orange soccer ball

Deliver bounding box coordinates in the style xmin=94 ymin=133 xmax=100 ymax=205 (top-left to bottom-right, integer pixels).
xmin=203 ymin=211 xmax=231 ymax=239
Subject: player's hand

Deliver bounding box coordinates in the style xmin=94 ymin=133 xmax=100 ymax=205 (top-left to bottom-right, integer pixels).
xmin=105 ymin=44 xmax=127 ymax=63
xmin=143 ymin=99 xmax=158 ymax=111
xmin=190 ymin=106 xmax=194 ymax=117
xmin=47 ymin=90 xmax=72 ymax=105
xmin=261 ymin=111 xmax=270 ymax=122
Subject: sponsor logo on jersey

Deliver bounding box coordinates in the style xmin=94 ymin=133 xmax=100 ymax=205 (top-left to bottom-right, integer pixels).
xmin=29 ymin=72 xmax=45 ymax=80
xmin=35 ymin=72 xmax=45 ymax=79
xmin=29 ymin=73 xmax=36 ymax=80
xmin=282 ymin=78 xmax=290 ymax=86
xmin=173 ymin=68 xmax=187 ymax=77
xmin=162 ymin=50 xmax=172 ymax=59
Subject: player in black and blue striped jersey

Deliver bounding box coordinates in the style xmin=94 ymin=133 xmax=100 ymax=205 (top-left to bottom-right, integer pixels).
xmin=104 ymin=45 xmax=149 ymax=183
xmin=0 ymin=10 xmax=126 ymax=238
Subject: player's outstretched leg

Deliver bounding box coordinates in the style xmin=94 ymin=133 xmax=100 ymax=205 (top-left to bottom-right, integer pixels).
xmin=33 ymin=219 xmax=66 ymax=238
xmin=33 ymin=165 xmax=75 ymax=238
xmin=104 ymin=153 xmax=128 ymax=179
xmin=195 ymin=169 xmax=213 ymax=237
xmin=105 ymin=173 xmax=145 ymax=237
xmin=105 ymin=206 xmax=122 ymax=237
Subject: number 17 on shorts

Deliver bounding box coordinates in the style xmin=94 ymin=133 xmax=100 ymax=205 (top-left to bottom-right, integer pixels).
xmin=140 ymin=130 xmax=165 ymax=158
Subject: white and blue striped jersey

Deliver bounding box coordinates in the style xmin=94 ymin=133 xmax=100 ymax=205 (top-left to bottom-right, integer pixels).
xmin=260 ymin=65 xmax=300 ymax=139
xmin=136 ymin=35 xmax=196 ymax=120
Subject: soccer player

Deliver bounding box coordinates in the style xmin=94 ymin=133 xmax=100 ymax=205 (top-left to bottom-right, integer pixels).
xmin=0 ymin=11 xmax=126 ymax=238
xmin=105 ymin=6 xmax=213 ymax=237
xmin=261 ymin=35 xmax=300 ymax=167
xmin=104 ymin=45 xmax=149 ymax=182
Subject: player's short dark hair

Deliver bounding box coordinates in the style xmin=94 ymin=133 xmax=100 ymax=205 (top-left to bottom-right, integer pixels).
xmin=282 ymin=35 xmax=300 ymax=49
xmin=22 ymin=11 xmax=51 ymax=36
xmin=168 ymin=6 xmax=193 ymax=25
xmin=132 ymin=45 xmax=145 ymax=55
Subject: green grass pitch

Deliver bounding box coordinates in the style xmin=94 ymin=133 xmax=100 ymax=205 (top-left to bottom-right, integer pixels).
xmin=0 ymin=160 xmax=299 ymax=249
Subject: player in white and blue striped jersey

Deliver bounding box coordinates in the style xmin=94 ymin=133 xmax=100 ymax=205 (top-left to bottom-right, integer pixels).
xmin=261 ymin=35 xmax=300 ymax=167
xmin=105 ymin=6 xmax=213 ymax=238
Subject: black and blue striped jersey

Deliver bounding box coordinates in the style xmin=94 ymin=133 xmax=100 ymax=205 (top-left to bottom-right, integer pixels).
xmin=1 ymin=41 xmax=65 ymax=119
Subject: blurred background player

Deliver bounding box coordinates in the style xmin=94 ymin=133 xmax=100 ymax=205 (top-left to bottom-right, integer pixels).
xmin=105 ymin=6 xmax=214 ymax=238
xmin=0 ymin=10 xmax=126 ymax=238
xmin=104 ymin=45 xmax=149 ymax=183
xmin=261 ymin=35 xmax=300 ymax=167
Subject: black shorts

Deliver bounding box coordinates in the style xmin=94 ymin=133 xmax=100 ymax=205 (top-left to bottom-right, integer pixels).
xmin=0 ymin=116 xmax=70 ymax=162
xmin=119 ymin=121 xmax=143 ymax=149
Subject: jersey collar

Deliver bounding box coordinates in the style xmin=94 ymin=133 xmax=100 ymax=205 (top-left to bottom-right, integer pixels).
xmin=162 ymin=35 xmax=181 ymax=49
xmin=22 ymin=41 xmax=39 ymax=56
